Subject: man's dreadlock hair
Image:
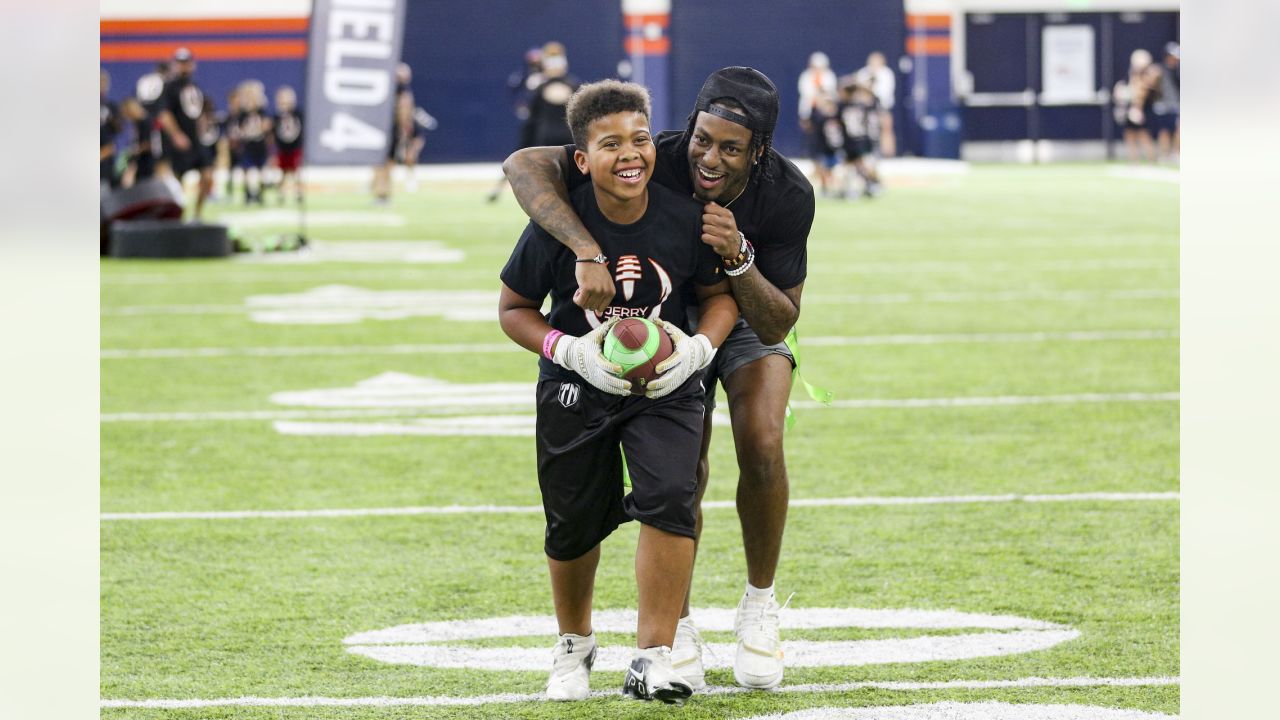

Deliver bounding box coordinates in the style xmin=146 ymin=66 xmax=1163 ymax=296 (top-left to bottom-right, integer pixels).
xmin=676 ymin=98 xmax=775 ymax=183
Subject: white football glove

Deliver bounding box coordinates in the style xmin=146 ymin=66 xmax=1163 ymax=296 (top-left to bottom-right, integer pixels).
xmin=644 ymin=320 xmax=716 ymax=400
xmin=551 ymin=319 xmax=633 ymax=396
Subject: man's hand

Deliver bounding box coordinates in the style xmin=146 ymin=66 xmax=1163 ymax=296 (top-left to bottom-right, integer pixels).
xmin=573 ymin=261 xmax=615 ymax=313
xmin=171 ymin=132 xmax=191 ymax=152
xmin=551 ymin=318 xmax=631 ymax=396
xmin=644 ymin=320 xmax=716 ymax=399
xmin=701 ymin=202 xmax=742 ymax=259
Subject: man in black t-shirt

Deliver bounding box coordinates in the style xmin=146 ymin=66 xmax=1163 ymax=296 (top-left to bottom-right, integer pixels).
xmin=499 ymin=80 xmax=738 ymax=705
xmin=503 ymin=67 xmax=815 ymax=691
xmin=156 ymin=47 xmax=212 ymax=219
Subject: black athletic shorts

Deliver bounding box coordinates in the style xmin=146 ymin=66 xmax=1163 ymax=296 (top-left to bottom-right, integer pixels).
xmin=168 ymin=146 xmax=210 ymax=178
xmin=845 ymin=136 xmax=874 ymax=161
xmin=685 ymin=311 xmax=796 ymax=412
xmin=535 ymin=372 xmax=707 ymax=561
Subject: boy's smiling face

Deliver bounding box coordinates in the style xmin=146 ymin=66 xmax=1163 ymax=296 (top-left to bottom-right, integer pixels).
xmin=573 ymin=111 xmax=655 ymax=212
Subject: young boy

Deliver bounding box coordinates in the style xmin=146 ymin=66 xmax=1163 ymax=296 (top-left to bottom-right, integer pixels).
xmin=271 ymin=86 xmax=304 ymax=205
xmin=838 ymin=80 xmax=883 ymax=198
xmin=498 ymin=80 xmax=738 ymax=704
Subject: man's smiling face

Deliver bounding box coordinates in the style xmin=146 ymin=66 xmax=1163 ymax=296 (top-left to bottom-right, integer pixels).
xmin=687 ymin=104 xmax=757 ymax=204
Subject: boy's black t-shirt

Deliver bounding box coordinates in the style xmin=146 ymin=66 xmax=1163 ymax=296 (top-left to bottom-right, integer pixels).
xmin=501 ymin=181 xmax=723 ymax=383
xmin=236 ymin=110 xmax=270 ymax=147
xmin=273 ymin=110 xmax=303 ymax=151
xmin=560 ymin=130 xmax=812 ymax=293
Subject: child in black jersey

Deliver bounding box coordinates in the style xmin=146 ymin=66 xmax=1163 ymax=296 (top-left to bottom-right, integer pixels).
xmin=235 ymin=81 xmax=271 ymax=205
xmin=837 ymin=80 xmax=883 ymax=198
xmin=271 ymin=86 xmax=304 ymax=206
xmin=499 ymin=80 xmax=738 ymax=705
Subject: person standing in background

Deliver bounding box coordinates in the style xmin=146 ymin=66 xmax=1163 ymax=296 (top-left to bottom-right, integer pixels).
xmin=1152 ymin=42 xmax=1179 ymax=163
xmin=101 ymin=70 xmax=122 ymax=188
xmin=374 ymin=62 xmax=415 ymax=204
xmin=235 ymin=80 xmax=272 ymax=206
xmin=797 ymin=51 xmax=836 ymax=185
xmin=272 ymin=86 xmax=305 ymax=206
xmin=853 ymin=51 xmax=896 ymax=157
xmin=1114 ymin=49 xmax=1161 ymax=163
xmin=156 ymin=48 xmax=212 ymax=220
xmin=487 ymin=47 xmax=546 ymax=203
xmin=525 ymin=42 xmax=579 ymax=148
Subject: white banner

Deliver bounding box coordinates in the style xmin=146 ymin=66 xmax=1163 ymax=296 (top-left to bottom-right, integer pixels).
xmin=304 ymin=0 xmax=408 ymax=165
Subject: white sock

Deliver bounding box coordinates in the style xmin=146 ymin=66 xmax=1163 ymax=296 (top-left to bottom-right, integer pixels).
xmin=560 ymin=631 xmax=594 ymax=645
xmin=745 ymin=582 xmax=775 ymax=599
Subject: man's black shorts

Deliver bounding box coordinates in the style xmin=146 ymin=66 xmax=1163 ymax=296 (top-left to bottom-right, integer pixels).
xmin=535 ymin=372 xmax=707 ymax=561
xmin=168 ymin=146 xmax=210 ymax=178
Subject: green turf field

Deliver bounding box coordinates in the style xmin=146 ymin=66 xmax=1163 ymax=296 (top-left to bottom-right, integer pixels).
xmin=101 ymin=163 xmax=1179 ymax=719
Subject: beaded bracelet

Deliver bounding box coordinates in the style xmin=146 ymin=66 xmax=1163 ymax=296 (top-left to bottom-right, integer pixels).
xmin=725 ymin=248 xmax=755 ymax=277
xmin=542 ymin=330 xmax=564 ymax=360
xmin=723 ymin=233 xmax=755 ymax=276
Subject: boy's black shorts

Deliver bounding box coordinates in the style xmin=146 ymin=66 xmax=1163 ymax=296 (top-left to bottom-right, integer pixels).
xmin=535 ymin=372 xmax=707 ymax=561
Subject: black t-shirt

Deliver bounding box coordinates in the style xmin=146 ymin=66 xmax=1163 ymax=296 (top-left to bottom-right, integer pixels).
xmin=100 ymin=99 xmax=120 ymax=148
xmin=273 ymin=110 xmax=303 ymax=151
xmin=160 ymin=76 xmax=204 ymax=140
xmin=236 ymin=110 xmax=270 ymax=148
xmin=561 ymin=130 xmax=813 ymax=293
xmin=839 ymin=99 xmax=880 ymax=141
xmin=501 ymin=182 xmax=723 ymax=382
xmin=528 ymin=76 xmax=578 ymax=147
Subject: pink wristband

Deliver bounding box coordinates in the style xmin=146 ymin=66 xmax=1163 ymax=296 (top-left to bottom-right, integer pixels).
xmin=542 ymin=330 xmax=565 ymax=360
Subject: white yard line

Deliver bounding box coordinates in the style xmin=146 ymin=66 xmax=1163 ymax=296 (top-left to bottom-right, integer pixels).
xmin=807 ymin=289 xmax=1178 ymax=305
xmin=813 ymin=258 xmax=1176 ymax=274
xmin=792 ymin=392 xmax=1179 ymax=410
xmin=100 ymin=675 xmax=1179 ymax=709
xmin=100 ymin=391 xmax=1178 ymax=423
xmin=100 ymin=329 xmax=1177 ymax=359
xmin=101 ymin=288 xmax=1179 ymax=316
xmin=101 ymin=343 xmax=519 ymax=359
xmin=100 ymin=491 xmax=1178 ymax=521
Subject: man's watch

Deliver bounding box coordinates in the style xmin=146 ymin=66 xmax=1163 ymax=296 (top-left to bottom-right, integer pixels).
xmin=575 ymin=253 xmax=609 ymax=265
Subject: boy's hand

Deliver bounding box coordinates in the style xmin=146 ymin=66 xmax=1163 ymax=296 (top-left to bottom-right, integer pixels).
xmin=573 ymin=261 xmax=615 ymax=313
xmin=552 ymin=318 xmax=632 ymax=396
xmin=644 ymin=320 xmax=716 ymax=399
xmin=701 ymin=202 xmax=742 ymax=259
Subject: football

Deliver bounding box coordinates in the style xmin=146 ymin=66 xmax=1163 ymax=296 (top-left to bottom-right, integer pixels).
xmin=601 ymin=318 xmax=674 ymax=395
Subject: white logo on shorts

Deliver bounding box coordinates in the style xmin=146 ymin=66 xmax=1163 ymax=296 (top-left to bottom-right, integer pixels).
xmin=558 ymin=383 xmax=580 ymax=408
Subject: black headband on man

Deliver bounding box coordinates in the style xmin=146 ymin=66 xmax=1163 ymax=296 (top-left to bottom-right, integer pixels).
xmin=693 ymin=66 xmax=780 ymax=136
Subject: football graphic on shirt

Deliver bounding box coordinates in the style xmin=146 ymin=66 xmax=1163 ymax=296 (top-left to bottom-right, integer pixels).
xmin=602 ymin=318 xmax=673 ymax=395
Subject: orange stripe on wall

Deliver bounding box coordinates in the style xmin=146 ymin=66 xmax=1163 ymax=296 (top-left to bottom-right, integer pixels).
xmin=624 ymin=14 xmax=670 ymax=29
xmin=100 ymin=40 xmax=308 ymax=62
xmin=100 ymin=18 xmax=309 ymax=36
xmin=906 ymin=36 xmax=952 ymax=55
xmin=906 ymin=14 xmax=951 ymax=31
xmin=624 ymin=37 xmax=671 ymax=54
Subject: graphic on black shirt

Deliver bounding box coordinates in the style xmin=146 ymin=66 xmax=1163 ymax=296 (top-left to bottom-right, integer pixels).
xmin=273 ymin=111 xmax=303 ymax=150
xmin=500 ymin=182 xmax=722 ymax=381
xmin=161 ymin=77 xmax=204 ymax=139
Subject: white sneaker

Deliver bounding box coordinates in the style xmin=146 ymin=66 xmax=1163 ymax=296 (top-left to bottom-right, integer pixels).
xmin=546 ymin=632 xmax=596 ymax=701
xmin=734 ymin=592 xmax=784 ymax=689
xmin=622 ymin=646 xmax=693 ymax=705
xmin=670 ymin=616 xmax=707 ymax=690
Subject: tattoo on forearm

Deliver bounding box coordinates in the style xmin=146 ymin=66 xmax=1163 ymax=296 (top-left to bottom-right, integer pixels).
xmin=730 ymin=271 xmax=797 ymax=339
xmin=507 ymin=156 xmax=597 ymax=256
